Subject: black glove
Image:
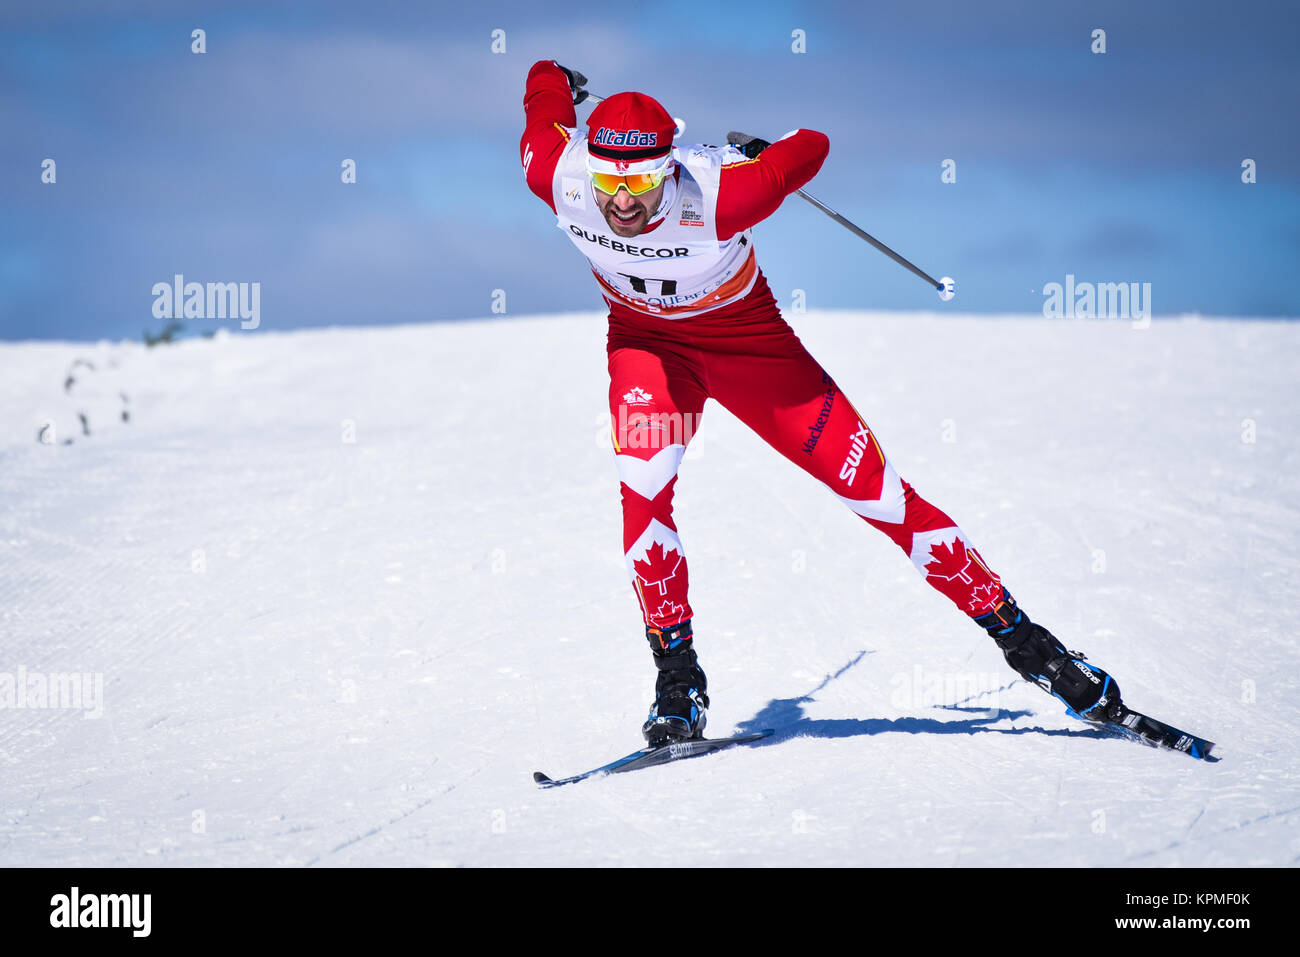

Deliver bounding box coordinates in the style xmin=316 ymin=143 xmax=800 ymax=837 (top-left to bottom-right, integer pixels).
xmin=555 ymin=63 xmax=589 ymax=105
xmin=727 ymin=131 xmax=772 ymax=159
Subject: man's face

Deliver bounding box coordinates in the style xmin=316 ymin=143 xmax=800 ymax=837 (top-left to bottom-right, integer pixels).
xmin=594 ymin=179 xmax=667 ymax=238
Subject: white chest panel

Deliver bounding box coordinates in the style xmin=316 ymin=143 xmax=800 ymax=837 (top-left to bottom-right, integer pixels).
xmin=550 ymin=136 xmax=757 ymax=318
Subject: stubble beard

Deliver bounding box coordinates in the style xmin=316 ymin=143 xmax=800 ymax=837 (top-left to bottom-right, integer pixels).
xmin=603 ymin=201 xmax=648 ymax=237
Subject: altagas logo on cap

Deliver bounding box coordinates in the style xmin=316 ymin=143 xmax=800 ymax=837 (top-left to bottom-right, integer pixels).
xmin=592 ymin=128 xmax=659 ymax=148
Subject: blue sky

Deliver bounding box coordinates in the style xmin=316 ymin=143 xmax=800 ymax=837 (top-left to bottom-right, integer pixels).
xmin=1 ymin=0 xmax=1297 ymax=341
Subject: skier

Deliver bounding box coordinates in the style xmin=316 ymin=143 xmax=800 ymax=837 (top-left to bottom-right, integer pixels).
xmin=520 ymin=60 xmax=1123 ymax=747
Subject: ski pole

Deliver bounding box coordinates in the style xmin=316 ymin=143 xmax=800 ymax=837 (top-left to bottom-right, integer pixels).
xmin=582 ymin=91 xmax=955 ymax=302
xmin=791 ymin=188 xmax=955 ymax=301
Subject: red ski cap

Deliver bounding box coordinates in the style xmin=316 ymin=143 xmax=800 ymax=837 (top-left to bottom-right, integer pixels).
xmin=586 ymin=91 xmax=675 ymax=174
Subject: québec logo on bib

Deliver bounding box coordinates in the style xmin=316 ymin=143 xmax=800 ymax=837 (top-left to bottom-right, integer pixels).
xmin=593 ymin=128 xmax=659 ymax=148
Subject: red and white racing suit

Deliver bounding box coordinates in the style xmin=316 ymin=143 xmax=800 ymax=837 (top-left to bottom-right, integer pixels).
xmin=522 ymin=60 xmax=1006 ymax=631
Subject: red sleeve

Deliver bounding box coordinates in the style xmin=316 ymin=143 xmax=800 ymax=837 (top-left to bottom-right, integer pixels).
xmin=715 ymin=130 xmax=830 ymax=238
xmin=521 ymin=60 xmax=579 ymax=214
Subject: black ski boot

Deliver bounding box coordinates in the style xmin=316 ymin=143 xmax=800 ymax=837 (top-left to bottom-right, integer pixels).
xmin=976 ymin=589 xmax=1123 ymax=723
xmin=641 ymin=620 xmax=709 ymax=747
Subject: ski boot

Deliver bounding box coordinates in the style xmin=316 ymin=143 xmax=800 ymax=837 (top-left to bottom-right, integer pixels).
xmin=976 ymin=589 xmax=1123 ymax=723
xmin=641 ymin=620 xmax=709 ymax=747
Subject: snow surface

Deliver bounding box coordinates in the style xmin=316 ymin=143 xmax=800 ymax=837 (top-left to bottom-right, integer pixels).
xmin=1 ymin=311 xmax=1297 ymax=867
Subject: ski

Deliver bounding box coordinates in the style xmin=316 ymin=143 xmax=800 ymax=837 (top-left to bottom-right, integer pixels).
xmin=533 ymin=729 xmax=774 ymax=788
xmin=1083 ymin=706 xmax=1217 ymax=761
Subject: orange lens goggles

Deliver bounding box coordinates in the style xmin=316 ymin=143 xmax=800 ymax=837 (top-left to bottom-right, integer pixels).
xmin=588 ymin=168 xmax=669 ymax=196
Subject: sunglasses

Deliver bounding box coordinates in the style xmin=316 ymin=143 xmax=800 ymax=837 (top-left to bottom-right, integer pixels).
xmin=588 ymin=165 xmax=670 ymax=196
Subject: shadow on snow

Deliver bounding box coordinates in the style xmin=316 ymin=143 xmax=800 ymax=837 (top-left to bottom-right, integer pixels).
xmin=732 ymin=649 xmax=1118 ymax=745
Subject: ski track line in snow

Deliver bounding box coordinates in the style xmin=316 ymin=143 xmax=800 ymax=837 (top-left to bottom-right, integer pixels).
xmin=304 ymin=761 xmax=477 ymax=866
xmin=1123 ymin=802 xmax=1300 ymax=864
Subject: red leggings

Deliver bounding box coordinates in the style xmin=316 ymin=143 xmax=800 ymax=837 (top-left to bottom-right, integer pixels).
xmin=607 ymin=271 xmax=1005 ymax=631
